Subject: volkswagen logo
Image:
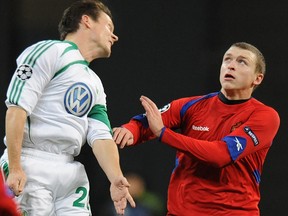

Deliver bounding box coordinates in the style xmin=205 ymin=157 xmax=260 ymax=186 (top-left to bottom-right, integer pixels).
xmin=64 ymin=82 xmax=92 ymax=117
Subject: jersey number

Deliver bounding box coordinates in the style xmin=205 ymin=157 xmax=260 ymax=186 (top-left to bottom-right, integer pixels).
xmin=73 ymin=187 xmax=87 ymax=208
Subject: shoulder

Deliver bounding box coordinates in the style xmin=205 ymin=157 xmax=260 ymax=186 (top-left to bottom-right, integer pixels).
xmin=250 ymin=98 xmax=280 ymax=123
xmin=17 ymin=40 xmax=73 ymax=62
xmin=173 ymin=92 xmax=218 ymax=104
xmin=250 ymin=98 xmax=278 ymax=113
xmin=170 ymin=92 xmax=217 ymax=117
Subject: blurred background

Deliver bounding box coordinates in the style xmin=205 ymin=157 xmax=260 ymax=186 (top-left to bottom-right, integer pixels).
xmin=0 ymin=0 xmax=287 ymax=215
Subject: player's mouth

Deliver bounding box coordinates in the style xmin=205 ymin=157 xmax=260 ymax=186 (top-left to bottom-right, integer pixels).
xmin=224 ymin=73 xmax=235 ymax=79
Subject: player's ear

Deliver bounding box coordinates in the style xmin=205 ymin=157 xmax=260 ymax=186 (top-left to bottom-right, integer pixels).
xmin=81 ymin=15 xmax=91 ymax=28
xmin=253 ymin=72 xmax=264 ymax=86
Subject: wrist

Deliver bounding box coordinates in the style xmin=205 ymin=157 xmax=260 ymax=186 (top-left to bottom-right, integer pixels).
xmin=158 ymin=126 xmax=166 ymax=140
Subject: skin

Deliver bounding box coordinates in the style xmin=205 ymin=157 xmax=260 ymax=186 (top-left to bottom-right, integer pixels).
xmin=219 ymin=46 xmax=263 ymax=100
xmin=113 ymin=46 xmax=265 ymax=147
xmin=65 ymin=11 xmax=119 ymax=62
xmin=6 ymin=11 xmax=135 ymax=216
xmin=6 ymin=107 xmax=27 ymax=196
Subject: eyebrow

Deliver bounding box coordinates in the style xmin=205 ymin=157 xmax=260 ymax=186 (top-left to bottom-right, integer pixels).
xmin=224 ymin=53 xmax=250 ymax=61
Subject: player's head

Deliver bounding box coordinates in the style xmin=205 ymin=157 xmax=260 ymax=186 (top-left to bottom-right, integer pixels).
xmin=220 ymin=42 xmax=265 ymax=94
xmin=231 ymin=42 xmax=266 ymax=77
xmin=58 ymin=0 xmax=112 ymax=40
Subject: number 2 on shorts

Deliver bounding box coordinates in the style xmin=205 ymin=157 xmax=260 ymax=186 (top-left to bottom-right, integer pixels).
xmin=73 ymin=186 xmax=88 ymax=208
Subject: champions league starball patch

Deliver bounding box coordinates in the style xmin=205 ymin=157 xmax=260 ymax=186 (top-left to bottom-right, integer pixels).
xmin=16 ymin=64 xmax=33 ymax=80
xmin=159 ymin=103 xmax=171 ymax=113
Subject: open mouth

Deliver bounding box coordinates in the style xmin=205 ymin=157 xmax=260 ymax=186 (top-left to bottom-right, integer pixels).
xmin=224 ymin=73 xmax=235 ymax=79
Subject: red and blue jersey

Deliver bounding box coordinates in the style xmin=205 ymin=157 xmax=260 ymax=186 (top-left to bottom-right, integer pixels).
xmin=123 ymin=92 xmax=280 ymax=216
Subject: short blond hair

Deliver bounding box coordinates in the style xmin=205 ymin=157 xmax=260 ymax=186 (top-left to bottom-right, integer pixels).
xmin=231 ymin=42 xmax=266 ymax=76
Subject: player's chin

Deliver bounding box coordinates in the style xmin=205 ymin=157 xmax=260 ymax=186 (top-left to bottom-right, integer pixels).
xmin=102 ymin=48 xmax=112 ymax=58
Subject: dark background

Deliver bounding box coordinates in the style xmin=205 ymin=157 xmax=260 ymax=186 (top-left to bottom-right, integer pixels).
xmin=0 ymin=0 xmax=287 ymax=215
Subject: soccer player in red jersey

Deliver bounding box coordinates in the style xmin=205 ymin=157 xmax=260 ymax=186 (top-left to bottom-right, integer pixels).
xmin=113 ymin=42 xmax=280 ymax=216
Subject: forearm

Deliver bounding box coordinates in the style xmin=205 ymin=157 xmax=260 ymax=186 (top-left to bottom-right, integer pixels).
xmin=161 ymin=128 xmax=231 ymax=167
xmin=6 ymin=106 xmax=27 ymax=170
xmin=92 ymin=139 xmax=123 ymax=183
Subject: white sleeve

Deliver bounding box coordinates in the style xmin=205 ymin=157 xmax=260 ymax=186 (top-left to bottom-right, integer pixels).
xmin=86 ymin=75 xmax=113 ymax=146
xmin=5 ymin=40 xmax=61 ymax=115
xmin=87 ymin=118 xmax=113 ymax=146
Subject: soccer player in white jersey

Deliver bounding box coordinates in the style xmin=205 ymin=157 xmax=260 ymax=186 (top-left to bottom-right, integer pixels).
xmin=0 ymin=0 xmax=135 ymax=215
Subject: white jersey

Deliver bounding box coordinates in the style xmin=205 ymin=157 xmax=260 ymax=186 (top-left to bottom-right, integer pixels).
xmin=5 ymin=40 xmax=113 ymax=156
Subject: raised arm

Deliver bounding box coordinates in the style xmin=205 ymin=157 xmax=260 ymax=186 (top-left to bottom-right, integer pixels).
xmin=140 ymin=95 xmax=280 ymax=167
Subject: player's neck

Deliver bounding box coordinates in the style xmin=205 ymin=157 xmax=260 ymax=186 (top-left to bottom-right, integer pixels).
xmin=65 ymin=34 xmax=98 ymax=63
xmin=220 ymin=89 xmax=252 ymax=100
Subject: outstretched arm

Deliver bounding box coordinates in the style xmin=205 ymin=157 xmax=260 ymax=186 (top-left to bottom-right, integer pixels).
xmin=92 ymin=139 xmax=136 ymax=214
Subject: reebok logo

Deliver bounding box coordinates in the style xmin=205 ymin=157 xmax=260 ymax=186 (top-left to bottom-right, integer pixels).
xmin=234 ymin=137 xmax=243 ymax=151
xmin=192 ymin=125 xmax=209 ymax=131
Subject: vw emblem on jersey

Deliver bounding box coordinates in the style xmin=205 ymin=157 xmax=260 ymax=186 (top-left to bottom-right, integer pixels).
xmin=64 ymin=82 xmax=92 ymax=117
xmin=16 ymin=64 xmax=33 ymax=80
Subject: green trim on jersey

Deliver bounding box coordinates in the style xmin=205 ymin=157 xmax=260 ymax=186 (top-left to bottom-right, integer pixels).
xmin=8 ymin=77 xmax=25 ymax=104
xmin=53 ymin=60 xmax=89 ymax=79
xmin=8 ymin=40 xmax=59 ymax=105
xmin=61 ymin=46 xmax=77 ymax=57
xmin=54 ymin=40 xmax=89 ymax=79
xmin=24 ymin=40 xmax=60 ymax=67
xmin=0 ymin=160 xmax=9 ymax=178
xmin=61 ymin=43 xmax=79 ymax=57
xmin=88 ymin=104 xmax=112 ymax=134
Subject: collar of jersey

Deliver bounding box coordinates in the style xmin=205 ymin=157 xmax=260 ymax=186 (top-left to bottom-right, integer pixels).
xmin=218 ymin=92 xmax=251 ymax=105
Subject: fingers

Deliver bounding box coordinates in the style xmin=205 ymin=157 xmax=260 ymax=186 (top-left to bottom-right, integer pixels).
xmin=140 ymin=95 xmax=156 ymax=108
xmin=112 ymin=187 xmax=135 ymax=215
xmin=18 ymin=178 xmax=26 ymax=194
xmin=111 ymin=176 xmax=136 ymax=214
xmin=114 ymin=199 xmax=126 ymax=215
xmin=6 ymin=170 xmax=27 ymax=196
xmin=8 ymin=178 xmax=25 ymax=196
xmin=139 ymin=95 xmax=164 ymax=137
xmin=113 ymin=127 xmax=134 ymax=149
xmin=140 ymin=95 xmax=158 ymax=115
xmin=127 ymin=193 xmax=136 ymax=208
xmin=113 ymin=193 xmax=135 ymax=214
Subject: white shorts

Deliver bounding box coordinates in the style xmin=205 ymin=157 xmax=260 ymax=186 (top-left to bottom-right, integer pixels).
xmin=1 ymin=148 xmax=92 ymax=216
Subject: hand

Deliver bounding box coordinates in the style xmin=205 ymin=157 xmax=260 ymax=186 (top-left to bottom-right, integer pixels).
xmin=113 ymin=127 xmax=134 ymax=149
xmin=110 ymin=176 xmax=136 ymax=215
xmin=140 ymin=96 xmax=164 ymax=137
xmin=6 ymin=167 xmax=26 ymax=196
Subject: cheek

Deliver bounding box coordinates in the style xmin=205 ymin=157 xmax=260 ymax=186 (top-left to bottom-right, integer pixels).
xmin=241 ymin=75 xmax=255 ymax=85
xmin=219 ymin=66 xmax=226 ymax=78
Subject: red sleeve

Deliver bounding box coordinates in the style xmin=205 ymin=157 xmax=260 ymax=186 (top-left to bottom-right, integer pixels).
xmin=227 ymin=106 xmax=280 ymax=160
xmin=122 ymin=97 xmax=192 ymax=145
xmin=161 ymin=128 xmax=231 ymax=167
xmin=122 ymin=120 xmax=156 ymax=145
xmin=160 ymin=106 xmax=280 ymax=167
